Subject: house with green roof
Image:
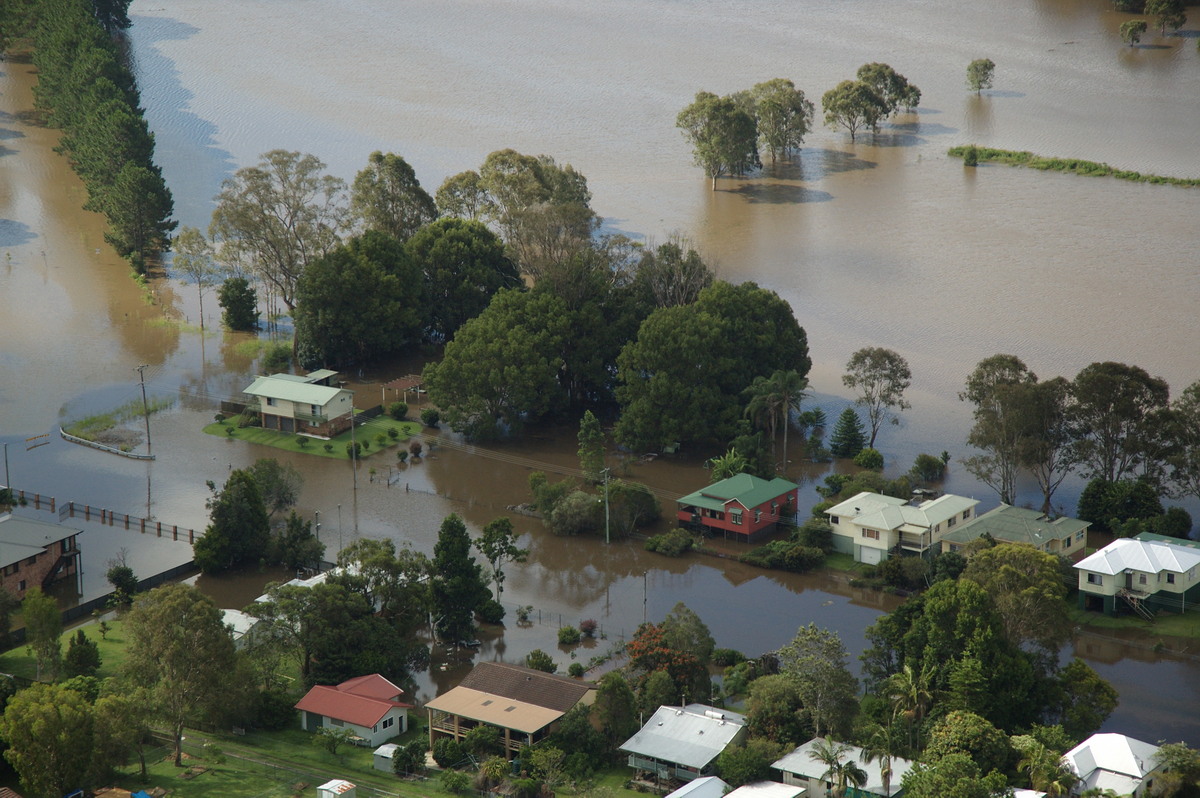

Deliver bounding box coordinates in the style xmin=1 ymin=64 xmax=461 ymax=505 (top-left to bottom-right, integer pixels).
xmin=939 ymin=504 xmax=1090 ymax=561
xmin=677 ymin=473 xmax=797 ymax=541
xmin=243 ymin=371 xmax=353 ymax=437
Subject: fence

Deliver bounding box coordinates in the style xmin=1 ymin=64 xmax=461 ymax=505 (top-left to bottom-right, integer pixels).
xmin=58 ymin=499 xmax=197 ymax=544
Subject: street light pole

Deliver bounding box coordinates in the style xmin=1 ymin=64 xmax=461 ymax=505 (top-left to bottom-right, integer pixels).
xmin=134 ymin=364 xmax=152 ymax=456
xmin=602 ymin=467 xmax=611 ymax=545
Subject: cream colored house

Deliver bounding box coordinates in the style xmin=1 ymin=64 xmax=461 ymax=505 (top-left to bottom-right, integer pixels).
xmin=1062 ymin=733 xmax=1163 ymax=797
xmin=826 ymin=491 xmax=979 ymax=564
xmin=243 ymin=372 xmax=353 ymax=437
xmin=1074 ymin=538 xmax=1200 ymax=618
xmin=772 ymin=737 xmax=914 ymax=798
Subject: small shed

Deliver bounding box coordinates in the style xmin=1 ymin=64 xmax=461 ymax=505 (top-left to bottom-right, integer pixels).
xmin=373 ymin=743 xmax=399 ymax=772
xmin=317 ymin=781 xmax=356 ymax=798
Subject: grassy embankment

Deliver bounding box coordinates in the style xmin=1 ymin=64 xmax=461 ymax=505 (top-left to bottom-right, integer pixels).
xmin=63 ymin=396 xmax=176 ymax=443
xmin=948 ymin=146 xmax=1200 ymax=187
xmin=203 ymin=414 xmax=423 ymax=461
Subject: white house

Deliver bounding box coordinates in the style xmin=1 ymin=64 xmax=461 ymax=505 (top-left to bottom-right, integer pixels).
xmin=1062 ymin=733 xmax=1163 ymax=797
xmin=1074 ymin=538 xmax=1200 ymax=617
xmin=620 ymin=704 xmax=748 ymax=783
xmin=772 ymin=737 xmax=914 ymax=798
xmin=295 ymin=674 xmax=411 ymax=748
xmin=826 ymin=491 xmax=979 ymax=563
xmin=725 ymin=782 xmax=805 ymax=798
xmin=221 ymin=608 xmax=262 ymax=651
xmin=243 ymin=372 xmax=353 ymax=437
xmin=665 ymin=776 xmax=730 ymax=798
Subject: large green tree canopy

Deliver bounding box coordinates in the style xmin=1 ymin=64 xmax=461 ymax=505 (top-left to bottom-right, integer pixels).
xmin=677 ymin=90 xmax=761 ymax=189
xmin=294 ymin=231 xmax=424 ymax=367
xmin=615 ymin=280 xmax=810 ymax=451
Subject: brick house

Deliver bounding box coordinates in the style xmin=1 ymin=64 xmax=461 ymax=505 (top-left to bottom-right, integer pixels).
xmin=0 ymin=514 xmax=82 ymax=599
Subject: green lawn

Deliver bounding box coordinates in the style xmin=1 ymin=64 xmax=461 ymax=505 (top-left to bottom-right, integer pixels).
xmin=0 ymin=617 xmax=128 ymax=681
xmin=1067 ymin=604 xmax=1200 ymax=640
xmin=203 ymin=415 xmax=423 ymax=461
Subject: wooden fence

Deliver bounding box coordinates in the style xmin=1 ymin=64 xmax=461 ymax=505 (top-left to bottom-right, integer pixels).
xmin=6 ymin=487 xmax=197 ymax=544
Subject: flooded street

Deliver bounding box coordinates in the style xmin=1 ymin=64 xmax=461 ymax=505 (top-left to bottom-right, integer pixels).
xmin=2 ymin=0 xmax=1200 ymax=744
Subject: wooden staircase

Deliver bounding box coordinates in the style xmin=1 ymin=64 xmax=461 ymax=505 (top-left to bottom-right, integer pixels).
xmin=1118 ymin=589 xmax=1156 ymax=622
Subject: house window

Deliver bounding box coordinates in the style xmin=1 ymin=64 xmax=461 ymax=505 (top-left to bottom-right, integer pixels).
xmin=1076 ymin=531 xmax=1085 ymax=541
xmin=1167 ymin=573 xmax=1176 ymax=584
xmin=266 ymin=397 xmax=276 ymax=406
xmin=331 ymin=718 xmax=345 ymax=727
xmin=25 ymin=556 xmax=36 ymax=566
xmin=933 ymin=524 xmax=940 ymax=533
xmin=731 ymin=511 xmax=743 ymax=525
xmin=18 ymin=580 xmax=26 ymax=592
xmin=373 ymin=723 xmax=379 ymax=733
xmin=754 ymin=509 xmax=762 ymax=523
xmin=1063 ymin=537 xmax=1071 ymax=548
xmin=830 ymin=516 xmax=839 ymax=525
xmin=1087 ymin=573 xmax=1102 ymax=585
xmin=947 ymin=516 xmax=956 ymax=528
xmin=311 ymin=404 xmax=320 ymax=415
xmin=382 ymin=716 xmax=395 ymax=729
xmin=862 ymin=529 xmax=880 ymax=540
xmin=1139 ymin=574 xmax=1148 ymax=585
xmin=962 ymin=510 xmax=971 ymax=520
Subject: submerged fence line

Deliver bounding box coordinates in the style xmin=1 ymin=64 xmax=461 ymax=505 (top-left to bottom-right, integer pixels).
xmin=5 ymin=486 xmax=196 ymax=544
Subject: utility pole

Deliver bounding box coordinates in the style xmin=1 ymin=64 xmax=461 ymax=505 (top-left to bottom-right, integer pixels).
xmin=314 ymin=510 xmax=321 ymax=544
xmin=643 ymin=571 xmax=648 ymax=625
xmin=602 ymin=467 xmax=611 ymax=545
xmin=3 ymin=442 xmax=8 ymax=490
xmin=134 ymin=364 xmax=152 ymax=456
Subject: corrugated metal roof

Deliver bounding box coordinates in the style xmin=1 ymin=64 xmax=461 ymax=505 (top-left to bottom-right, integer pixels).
xmin=1064 ymin=733 xmax=1160 ymax=785
xmin=665 ymin=777 xmax=730 ymax=798
xmin=678 ymin=474 xmax=796 ymax=512
xmin=0 ymin=515 xmax=78 ymax=569
xmin=773 ymin=737 xmax=914 ymax=798
xmin=941 ymin=504 xmax=1088 ymax=545
xmin=425 ymin=686 xmax=564 ymax=734
xmin=1075 ymin=539 xmax=1200 ymax=576
xmin=244 ymin=375 xmax=349 ymax=406
xmin=620 ymin=705 xmax=747 ymax=770
xmin=827 ymin=492 xmax=978 ymax=533
xmin=457 ymin=661 xmax=595 ymax=712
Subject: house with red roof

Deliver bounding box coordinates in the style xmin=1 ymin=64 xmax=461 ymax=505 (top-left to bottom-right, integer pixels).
xmin=295 ymin=674 xmax=411 ymax=748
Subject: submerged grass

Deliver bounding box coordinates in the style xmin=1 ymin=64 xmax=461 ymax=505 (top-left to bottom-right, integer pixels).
xmin=63 ymin=396 xmax=175 ymax=440
xmin=949 ymin=145 xmax=1200 ymax=187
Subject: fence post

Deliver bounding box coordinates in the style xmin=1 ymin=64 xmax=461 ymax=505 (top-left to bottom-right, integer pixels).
xmin=156 ymin=521 xmax=162 ymax=537
xmin=49 ymin=497 xmax=54 ymax=513
xmin=84 ymin=504 xmax=90 ymax=521
xmin=189 ymin=529 xmax=194 ymax=544
xmin=140 ymin=517 xmax=145 ymax=533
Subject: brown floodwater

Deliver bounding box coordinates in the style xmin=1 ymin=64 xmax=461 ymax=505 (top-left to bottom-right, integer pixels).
xmin=2 ymin=0 xmax=1200 ymax=743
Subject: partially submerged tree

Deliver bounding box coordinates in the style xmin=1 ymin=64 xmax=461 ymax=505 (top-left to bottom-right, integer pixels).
xmin=966 ymin=59 xmax=996 ymax=93
xmin=475 ymin=516 xmax=528 ymax=600
xmin=856 ymin=63 xmax=921 ymax=115
xmin=172 ymin=226 xmax=222 ymax=330
xmin=843 ymin=347 xmax=912 ymax=449
xmin=748 ymin=78 xmax=814 ymax=164
xmin=677 ymin=91 xmax=761 ymax=189
xmin=350 ymin=150 xmax=437 ymax=242
xmin=822 ymin=80 xmax=888 ymax=141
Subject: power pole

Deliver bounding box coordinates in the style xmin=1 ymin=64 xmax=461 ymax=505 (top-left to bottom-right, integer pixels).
xmin=134 ymin=364 xmax=152 ymax=456
xmin=602 ymin=467 xmax=611 ymax=545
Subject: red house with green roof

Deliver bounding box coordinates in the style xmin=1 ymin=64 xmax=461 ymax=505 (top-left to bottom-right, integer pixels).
xmin=677 ymin=473 xmax=798 ymax=541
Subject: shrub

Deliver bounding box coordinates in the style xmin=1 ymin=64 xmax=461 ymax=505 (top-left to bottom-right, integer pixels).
xmin=261 ymin=342 xmax=291 ymax=373
xmin=421 ymin=407 xmax=440 ymax=427
xmin=877 ymin=556 xmax=929 ymax=589
xmin=387 ymin=426 xmax=400 ymax=439
xmin=568 ymin=662 xmax=585 ymax=678
xmin=214 ymin=413 xmax=225 ymax=423
xmin=361 ymin=439 xmax=370 ymax=451
xmin=226 ymin=426 xmax=236 ymax=436
xmin=388 ymin=401 xmax=408 ymax=420
xmin=963 ymin=144 xmax=979 ymax=167
xmin=477 ymin=598 xmax=505 ymax=624
xmin=463 ymin=724 xmax=501 ymax=757
xmin=375 ymin=433 xmax=387 ymax=446
xmin=793 ymin=518 xmax=833 ymax=551
xmin=296 ymin=436 xmax=308 ymax=448
xmin=549 ymin=491 xmax=601 ymax=536
xmin=739 ymin=541 xmax=825 ymax=573
xmin=253 ymin=689 xmax=297 ymax=731
xmin=712 ymin=648 xmax=746 ymax=667
xmin=645 ymin=528 xmax=695 ymax=556
xmin=345 ymin=441 xmax=362 ymax=458
xmin=516 ymin=605 xmax=533 ymax=624
xmin=853 ymin=447 xmax=884 ymax=471
xmin=558 ymin=626 xmax=582 ymax=646
xmin=432 ymin=738 xmax=467 ymax=769
xmin=440 ymin=769 xmax=471 ymax=794
xmin=323 ymin=443 xmax=333 ymax=453
xmin=409 ymin=439 xmax=423 ymax=457
xmin=398 ymin=450 xmax=408 ymax=463
xmin=579 ymin=618 xmax=598 ymax=638
xmin=527 ymin=648 xmax=557 ymax=673
xmin=911 ymin=452 xmax=946 ymax=483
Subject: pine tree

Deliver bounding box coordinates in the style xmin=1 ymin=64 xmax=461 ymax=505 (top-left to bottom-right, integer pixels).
xmin=431 ymin=514 xmax=489 ymax=643
xmin=577 ymin=410 xmax=605 ymax=484
xmin=829 ymin=407 xmax=867 ymax=459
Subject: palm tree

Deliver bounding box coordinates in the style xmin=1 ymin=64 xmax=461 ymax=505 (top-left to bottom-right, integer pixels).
xmin=885 ymin=663 xmax=934 ymax=753
xmin=810 ymin=738 xmax=869 ymax=798
xmin=708 ymin=447 xmax=749 ymax=481
xmin=744 ymin=369 xmax=808 ymax=477
xmin=1018 ymin=741 xmax=1079 ymax=797
xmin=859 ymin=721 xmax=898 ymax=797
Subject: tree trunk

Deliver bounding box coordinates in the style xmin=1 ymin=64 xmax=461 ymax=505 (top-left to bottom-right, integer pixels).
xmin=174 ymin=722 xmax=184 ymax=767
xmin=710 ymin=174 xmax=717 ymax=191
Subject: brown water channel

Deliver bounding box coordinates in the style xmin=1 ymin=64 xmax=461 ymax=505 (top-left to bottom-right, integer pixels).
xmin=2 ymin=0 xmax=1200 ymax=743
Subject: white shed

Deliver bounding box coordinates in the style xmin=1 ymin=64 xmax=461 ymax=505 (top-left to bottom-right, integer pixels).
xmin=317 ymin=780 xmax=356 ymax=798
xmin=373 ymin=743 xmax=399 ymax=773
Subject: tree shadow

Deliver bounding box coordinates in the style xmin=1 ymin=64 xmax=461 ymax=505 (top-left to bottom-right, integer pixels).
xmin=1132 ymin=43 xmax=1174 ymax=49
xmin=789 ymin=148 xmax=878 ymax=182
xmin=889 ymin=120 xmax=959 ymax=137
xmin=726 ymin=181 xmax=833 ymax=204
xmin=0 ymin=125 xmax=24 ymax=141
xmin=0 ymin=218 xmax=36 ymax=248
xmin=980 ymin=90 xmax=1027 ymax=99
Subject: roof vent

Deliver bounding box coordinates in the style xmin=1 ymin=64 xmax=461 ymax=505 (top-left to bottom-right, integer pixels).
xmin=704 ymin=710 xmax=725 ymax=720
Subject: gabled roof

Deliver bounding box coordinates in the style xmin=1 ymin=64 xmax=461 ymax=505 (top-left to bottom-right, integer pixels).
xmin=772 ymin=737 xmax=915 ymax=798
xmin=457 ymin=661 xmax=595 ymax=712
xmin=0 ymin=515 xmax=79 ymax=569
xmin=1136 ymin=531 xmax=1200 ymax=550
xmin=620 ymin=704 xmax=747 ymax=770
xmin=425 ymin=687 xmax=565 ymax=734
xmin=941 ymin=504 xmax=1089 ymax=545
xmin=1075 ymin=538 xmax=1200 ymax=576
xmin=665 ymin=777 xmax=730 ymax=798
xmin=827 ymin=492 xmax=977 ymax=533
xmin=1063 ymin=733 xmax=1160 ymax=795
xmin=295 ymin=673 xmax=410 ymax=728
xmin=678 ymin=474 xmax=796 ymax=513
xmin=244 ymin=374 xmax=349 ymax=407
xmin=221 ymin=609 xmax=260 ymax=641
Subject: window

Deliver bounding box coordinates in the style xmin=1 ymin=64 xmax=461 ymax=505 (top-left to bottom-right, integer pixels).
xmin=331 ymin=718 xmax=345 ymax=727
xmin=1076 ymin=530 xmax=1085 ymax=541
xmin=933 ymin=524 xmax=940 ymax=533
xmin=311 ymin=404 xmax=320 ymax=415
xmin=25 ymin=556 xmax=36 ymax=566
xmin=1167 ymin=573 xmax=1176 ymax=585
xmin=373 ymin=723 xmax=378 ymax=733
xmin=266 ymin=397 xmax=276 ymax=406
xmin=382 ymin=716 xmax=395 ymax=729
xmin=1087 ymin=573 xmax=1102 ymax=585
xmin=754 ymin=510 xmax=762 ymax=523
xmin=731 ymin=511 xmax=743 ymax=526
xmin=17 ymin=580 xmax=26 ymax=592
xmin=947 ymin=516 xmax=956 ymax=528
xmin=962 ymin=510 xmax=971 ymax=520
xmin=1063 ymin=537 xmax=1071 ymax=548
xmin=830 ymin=516 xmax=839 ymax=525
xmin=1139 ymin=574 xmax=1148 ymax=585
xmin=862 ymin=529 xmax=880 ymax=540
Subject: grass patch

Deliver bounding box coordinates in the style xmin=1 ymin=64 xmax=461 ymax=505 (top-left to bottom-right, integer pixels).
xmin=822 ymin=551 xmax=872 ymax=575
xmin=233 ymin=339 xmax=270 ymax=358
xmin=204 ymin=414 xmax=422 ymax=461
xmin=63 ymin=397 xmax=175 ymax=441
xmin=949 ymin=145 xmax=1200 ymax=187
xmin=1067 ymin=605 xmax=1200 ymax=640
xmin=0 ymin=618 xmax=129 ymax=681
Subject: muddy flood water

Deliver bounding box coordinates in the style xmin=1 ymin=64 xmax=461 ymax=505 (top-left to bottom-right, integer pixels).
xmin=1 ymin=0 xmax=1199 ymax=743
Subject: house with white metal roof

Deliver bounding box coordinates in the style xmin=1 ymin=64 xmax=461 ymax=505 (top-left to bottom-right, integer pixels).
xmin=243 ymin=371 xmax=353 ymax=437
xmin=773 ymin=737 xmax=914 ymax=798
xmin=1074 ymin=537 xmax=1200 ymax=617
xmin=826 ymin=491 xmax=979 ymax=564
xmin=664 ymin=776 xmax=730 ymax=798
xmin=1062 ymin=733 xmax=1163 ymax=797
xmin=620 ymin=704 xmax=748 ymax=783
xmin=725 ymin=782 xmax=805 ymax=798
